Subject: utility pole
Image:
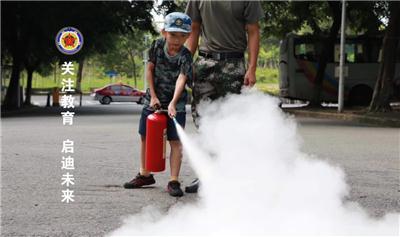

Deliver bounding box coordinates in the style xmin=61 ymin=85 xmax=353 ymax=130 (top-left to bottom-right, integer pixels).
xmin=143 ymin=35 xmax=150 ymax=91
xmin=338 ymin=0 xmax=346 ymax=113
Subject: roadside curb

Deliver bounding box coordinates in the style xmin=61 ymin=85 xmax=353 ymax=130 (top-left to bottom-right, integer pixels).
xmin=283 ymin=108 xmax=400 ymax=128
xmin=1 ymin=105 xmax=63 ymax=117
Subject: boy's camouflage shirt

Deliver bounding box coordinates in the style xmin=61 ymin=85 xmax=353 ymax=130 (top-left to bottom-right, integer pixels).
xmin=143 ymin=38 xmax=193 ymax=112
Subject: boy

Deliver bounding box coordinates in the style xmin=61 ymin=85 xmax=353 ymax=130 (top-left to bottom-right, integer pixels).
xmin=123 ymin=12 xmax=192 ymax=197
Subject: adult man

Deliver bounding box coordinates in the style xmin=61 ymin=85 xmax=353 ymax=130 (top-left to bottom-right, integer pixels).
xmin=185 ymin=1 xmax=264 ymax=193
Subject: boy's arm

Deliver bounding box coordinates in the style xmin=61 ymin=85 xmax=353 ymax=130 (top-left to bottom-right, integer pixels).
xmin=168 ymin=73 xmax=187 ymax=117
xmin=147 ymin=62 xmax=160 ymax=108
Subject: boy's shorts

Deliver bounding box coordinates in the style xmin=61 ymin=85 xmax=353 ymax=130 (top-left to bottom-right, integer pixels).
xmin=138 ymin=108 xmax=186 ymax=141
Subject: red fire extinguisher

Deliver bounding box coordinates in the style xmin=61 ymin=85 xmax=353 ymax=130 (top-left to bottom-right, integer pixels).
xmin=145 ymin=111 xmax=168 ymax=172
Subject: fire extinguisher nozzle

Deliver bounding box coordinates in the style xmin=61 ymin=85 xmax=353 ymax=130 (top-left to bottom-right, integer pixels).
xmin=172 ymin=117 xmax=178 ymax=125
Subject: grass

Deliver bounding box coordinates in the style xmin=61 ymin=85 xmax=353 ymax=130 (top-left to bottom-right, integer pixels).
xmin=255 ymin=67 xmax=279 ymax=95
xmin=3 ymin=66 xmax=279 ymax=95
xmin=4 ymin=71 xmax=147 ymax=93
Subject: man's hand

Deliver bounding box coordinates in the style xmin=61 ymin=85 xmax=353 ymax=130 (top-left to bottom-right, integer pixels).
xmin=244 ymin=69 xmax=257 ymax=87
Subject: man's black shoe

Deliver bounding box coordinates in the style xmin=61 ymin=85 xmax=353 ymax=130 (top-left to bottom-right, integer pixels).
xmin=123 ymin=173 xmax=155 ymax=189
xmin=167 ymin=180 xmax=184 ymax=197
xmin=185 ymin=178 xmax=200 ymax=193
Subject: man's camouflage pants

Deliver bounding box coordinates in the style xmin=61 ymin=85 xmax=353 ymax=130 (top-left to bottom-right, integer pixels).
xmin=191 ymin=56 xmax=246 ymax=127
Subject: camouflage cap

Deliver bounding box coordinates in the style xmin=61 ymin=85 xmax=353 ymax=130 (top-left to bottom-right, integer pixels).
xmin=164 ymin=12 xmax=192 ymax=33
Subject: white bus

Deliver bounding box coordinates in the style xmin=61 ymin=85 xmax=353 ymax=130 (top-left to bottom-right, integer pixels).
xmin=279 ymin=33 xmax=400 ymax=105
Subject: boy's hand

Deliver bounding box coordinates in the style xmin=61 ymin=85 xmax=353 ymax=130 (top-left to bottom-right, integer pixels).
xmin=168 ymin=103 xmax=177 ymax=118
xmin=150 ymin=97 xmax=161 ymax=110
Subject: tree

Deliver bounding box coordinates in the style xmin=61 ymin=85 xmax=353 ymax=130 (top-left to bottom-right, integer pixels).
xmin=260 ymin=1 xmax=390 ymax=107
xmin=261 ymin=2 xmax=341 ymax=106
xmin=369 ymin=2 xmax=400 ymax=112
xmin=2 ymin=2 xmax=27 ymax=109
xmin=1 ymin=1 xmax=155 ymax=110
xmin=311 ymin=2 xmax=341 ymax=107
xmin=158 ymin=0 xmax=186 ymax=15
xmin=95 ymin=29 xmax=148 ymax=88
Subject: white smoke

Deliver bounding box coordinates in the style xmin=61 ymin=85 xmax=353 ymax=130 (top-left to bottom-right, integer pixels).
xmin=109 ymin=89 xmax=399 ymax=236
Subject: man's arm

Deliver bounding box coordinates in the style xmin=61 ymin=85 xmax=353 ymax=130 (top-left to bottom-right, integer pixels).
xmin=244 ymin=22 xmax=260 ymax=87
xmin=186 ymin=21 xmax=201 ymax=55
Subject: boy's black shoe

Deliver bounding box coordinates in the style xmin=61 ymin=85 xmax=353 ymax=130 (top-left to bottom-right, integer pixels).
xmin=123 ymin=173 xmax=155 ymax=189
xmin=167 ymin=180 xmax=184 ymax=197
xmin=185 ymin=178 xmax=200 ymax=193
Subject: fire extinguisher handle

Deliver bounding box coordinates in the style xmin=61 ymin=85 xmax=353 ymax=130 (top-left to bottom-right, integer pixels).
xmin=153 ymin=103 xmax=161 ymax=110
xmin=155 ymin=109 xmax=168 ymax=113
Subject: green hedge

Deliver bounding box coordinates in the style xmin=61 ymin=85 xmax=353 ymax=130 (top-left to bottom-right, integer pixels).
xmin=4 ymin=67 xmax=279 ymax=95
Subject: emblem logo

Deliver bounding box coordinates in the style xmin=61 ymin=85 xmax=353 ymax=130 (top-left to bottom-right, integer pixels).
xmin=55 ymin=27 xmax=84 ymax=55
xmin=175 ymin=18 xmax=183 ymax=26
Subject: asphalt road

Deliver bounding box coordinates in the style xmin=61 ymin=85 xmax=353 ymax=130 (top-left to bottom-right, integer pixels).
xmin=297 ymin=117 xmax=399 ymax=217
xmin=1 ymin=98 xmax=399 ymax=236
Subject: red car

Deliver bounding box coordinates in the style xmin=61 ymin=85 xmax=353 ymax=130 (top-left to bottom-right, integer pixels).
xmin=92 ymin=83 xmax=145 ymax=105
